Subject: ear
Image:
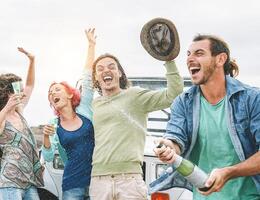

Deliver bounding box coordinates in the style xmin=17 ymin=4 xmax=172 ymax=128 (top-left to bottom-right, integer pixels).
xmin=216 ymin=53 xmax=227 ymax=67
xmin=67 ymin=93 xmax=73 ymax=99
xmin=119 ymin=70 xmax=122 ymax=78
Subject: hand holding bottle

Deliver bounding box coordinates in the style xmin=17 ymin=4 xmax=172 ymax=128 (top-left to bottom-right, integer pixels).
xmin=154 ymin=138 xmax=213 ymax=192
xmin=198 ymin=168 xmax=227 ymax=195
xmin=153 ymin=138 xmax=180 ymax=164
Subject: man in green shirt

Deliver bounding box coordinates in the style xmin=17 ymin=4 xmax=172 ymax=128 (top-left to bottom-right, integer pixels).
xmin=90 ymin=18 xmax=183 ymax=200
xmin=154 ymin=34 xmax=260 ymax=199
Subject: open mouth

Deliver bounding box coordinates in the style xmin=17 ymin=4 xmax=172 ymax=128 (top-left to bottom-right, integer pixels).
xmin=103 ymin=76 xmax=113 ymax=83
xmin=190 ymin=67 xmax=201 ymax=75
xmin=53 ymin=97 xmax=60 ymax=103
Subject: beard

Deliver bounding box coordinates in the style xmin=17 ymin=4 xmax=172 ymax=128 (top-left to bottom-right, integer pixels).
xmin=192 ymin=63 xmax=216 ymax=85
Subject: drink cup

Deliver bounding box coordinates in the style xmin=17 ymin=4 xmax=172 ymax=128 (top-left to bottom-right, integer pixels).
xmin=11 ymin=81 xmax=23 ymax=106
xmin=48 ymin=118 xmax=58 ymax=134
xmin=11 ymin=81 xmax=22 ymax=94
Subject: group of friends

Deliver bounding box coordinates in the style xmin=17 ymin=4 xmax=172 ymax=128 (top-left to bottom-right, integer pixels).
xmin=0 ymin=19 xmax=260 ymax=200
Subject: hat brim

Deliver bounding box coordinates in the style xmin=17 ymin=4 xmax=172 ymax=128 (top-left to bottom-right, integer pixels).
xmin=140 ymin=18 xmax=180 ymax=61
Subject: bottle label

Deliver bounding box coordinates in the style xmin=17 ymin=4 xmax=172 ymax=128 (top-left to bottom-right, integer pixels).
xmin=185 ymin=166 xmax=208 ymax=188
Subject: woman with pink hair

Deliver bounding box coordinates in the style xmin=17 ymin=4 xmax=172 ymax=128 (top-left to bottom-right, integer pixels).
xmin=41 ymin=29 xmax=96 ymax=200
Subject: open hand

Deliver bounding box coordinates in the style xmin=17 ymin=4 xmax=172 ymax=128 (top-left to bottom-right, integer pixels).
xmin=18 ymin=47 xmax=35 ymax=61
xmin=85 ymin=28 xmax=97 ymax=45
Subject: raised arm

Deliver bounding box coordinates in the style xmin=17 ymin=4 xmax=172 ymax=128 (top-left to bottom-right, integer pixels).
xmin=134 ymin=61 xmax=184 ymax=113
xmin=76 ymin=28 xmax=96 ymax=120
xmin=84 ymin=28 xmax=96 ymax=72
xmin=17 ymin=47 xmax=35 ymax=107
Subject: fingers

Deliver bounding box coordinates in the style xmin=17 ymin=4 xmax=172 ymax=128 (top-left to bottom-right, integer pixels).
xmin=18 ymin=47 xmax=27 ymax=54
xmin=159 ymin=147 xmax=176 ymax=164
xmin=205 ymin=169 xmax=217 ymax=188
xmin=20 ymin=92 xmax=26 ymax=99
xmin=43 ymin=125 xmax=55 ymax=136
xmin=2 ymin=94 xmax=21 ymax=113
xmin=198 ymin=168 xmax=225 ymax=196
xmin=87 ymin=28 xmax=95 ymax=33
xmin=153 ymin=139 xmax=177 ymax=164
xmin=9 ymin=94 xmax=22 ymax=106
xmin=17 ymin=47 xmax=35 ymax=60
xmin=85 ymin=28 xmax=95 ymax=35
xmin=85 ymin=28 xmax=97 ymax=44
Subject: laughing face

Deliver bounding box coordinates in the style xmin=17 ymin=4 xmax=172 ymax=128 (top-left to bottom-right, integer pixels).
xmin=187 ymin=39 xmax=217 ymax=85
xmin=95 ymin=57 xmax=122 ymax=96
xmin=48 ymin=83 xmax=72 ymax=111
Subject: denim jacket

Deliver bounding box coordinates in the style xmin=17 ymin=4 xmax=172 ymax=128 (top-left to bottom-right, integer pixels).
xmin=149 ymin=76 xmax=260 ymax=194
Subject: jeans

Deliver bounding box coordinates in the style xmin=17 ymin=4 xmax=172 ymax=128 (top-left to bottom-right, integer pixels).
xmin=63 ymin=187 xmax=90 ymax=200
xmin=0 ymin=186 xmax=39 ymax=200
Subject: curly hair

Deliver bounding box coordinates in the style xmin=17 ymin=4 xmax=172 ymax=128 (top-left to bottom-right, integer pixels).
xmin=92 ymin=54 xmax=130 ymax=95
xmin=0 ymin=73 xmax=22 ymax=111
xmin=193 ymin=34 xmax=239 ymax=77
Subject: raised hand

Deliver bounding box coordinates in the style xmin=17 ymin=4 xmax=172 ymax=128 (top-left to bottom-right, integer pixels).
xmin=17 ymin=47 xmax=35 ymax=61
xmin=2 ymin=93 xmax=25 ymax=113
xmin=85 ymin=28 xmax=97 ymax=46
xmin=84 ymin=28 xmax=96 ymax=71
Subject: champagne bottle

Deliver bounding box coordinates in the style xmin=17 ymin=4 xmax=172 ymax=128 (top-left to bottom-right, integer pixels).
xmin=172 ymin=154 xmax=211 ymax=191
xmin=155 ymin=143 xmax=211 ymax=191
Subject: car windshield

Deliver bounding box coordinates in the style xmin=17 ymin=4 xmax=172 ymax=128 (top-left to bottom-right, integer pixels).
xmin=129 ymin=77 xmax=192 ymax=136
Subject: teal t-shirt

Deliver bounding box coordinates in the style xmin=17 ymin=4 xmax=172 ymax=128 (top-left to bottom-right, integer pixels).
xmin=189 ymin=95 xmax=259 ymax=200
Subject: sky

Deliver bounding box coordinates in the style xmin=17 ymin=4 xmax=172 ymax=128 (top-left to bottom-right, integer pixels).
xmin=1 ymin=0 xmax=260 ymax=125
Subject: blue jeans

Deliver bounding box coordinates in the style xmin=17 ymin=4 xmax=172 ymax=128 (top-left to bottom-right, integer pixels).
xmin=63 ymin=187 xmax=90 ymax=200
xmin=0 ymin=186 xmax=39 ymax=200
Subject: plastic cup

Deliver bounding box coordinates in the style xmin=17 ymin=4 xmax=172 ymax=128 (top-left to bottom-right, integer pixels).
xmin=11 ymin=81 xmax=22 ymax=94
xmin=11 ymin=81 xmax=23 ymax=105
xmin=48 ymin=118 xmax=58 ymax=134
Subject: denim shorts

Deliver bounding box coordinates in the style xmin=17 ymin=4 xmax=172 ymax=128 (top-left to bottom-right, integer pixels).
xmin=0 ymin=186 xmax=39 ymax=200
xmin=63 ymin=186 xmax=90 ymax=200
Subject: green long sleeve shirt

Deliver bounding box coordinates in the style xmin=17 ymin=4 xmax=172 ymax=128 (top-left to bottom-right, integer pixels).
xmin=91 ymin=61 xmax=183 ymax=176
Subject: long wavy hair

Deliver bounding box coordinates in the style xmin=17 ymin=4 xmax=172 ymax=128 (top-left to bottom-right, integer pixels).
xmin=193 ymin=34 xmax=239 ymax=77
xmin=0 ymin=73 xmax=22 ymax=111
xmin=92 ymin=54 xmax=130 ymax=95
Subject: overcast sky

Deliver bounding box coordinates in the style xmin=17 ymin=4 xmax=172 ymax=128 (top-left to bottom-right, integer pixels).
xmin=1 ymin=0 xmax=260 ymax=125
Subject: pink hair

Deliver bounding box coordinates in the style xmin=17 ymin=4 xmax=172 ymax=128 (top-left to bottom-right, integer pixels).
xmin=48 ymin=81 xmax=81 ymax=116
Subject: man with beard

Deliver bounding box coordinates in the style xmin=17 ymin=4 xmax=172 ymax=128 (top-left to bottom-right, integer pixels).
xmin=153 ymin=34 xmax=260 ymax=200
xmin=89 ymin=18 xmax=184 ymax=200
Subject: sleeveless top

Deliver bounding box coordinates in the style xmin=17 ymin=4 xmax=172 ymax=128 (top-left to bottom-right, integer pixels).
xmin=57 ymin=114 xmax=94 ymax=191
xmin=0 ymin=113 xmax=44 ymax=189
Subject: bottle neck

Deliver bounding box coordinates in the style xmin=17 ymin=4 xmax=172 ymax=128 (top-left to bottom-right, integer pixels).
xmin=173 ymin=154 xmax=183 ymax=168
